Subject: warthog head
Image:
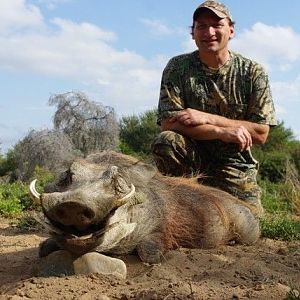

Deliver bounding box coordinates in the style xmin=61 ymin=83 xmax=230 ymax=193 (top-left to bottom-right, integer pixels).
xmin=30 ymin=161 xmax=137 ymax=232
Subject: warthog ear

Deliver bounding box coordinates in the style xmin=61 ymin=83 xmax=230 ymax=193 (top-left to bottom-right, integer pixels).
xmin=102 ymin=161 xmax=158 ymax=190
xmin=105 ymin=166 xmax=132 ymax=196
xmin=127 ymin=161 xmax=157 ymax=184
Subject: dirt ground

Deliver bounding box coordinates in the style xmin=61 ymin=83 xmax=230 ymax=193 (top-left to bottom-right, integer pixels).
xmin=0 ymin=217 xmax=299 ymax=300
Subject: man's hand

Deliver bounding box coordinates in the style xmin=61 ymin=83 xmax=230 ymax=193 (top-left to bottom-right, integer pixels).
xmin=172 ymin=108 xmax=210 ymax=126
xmin=217 ymin=126 xmax=252 ymax=151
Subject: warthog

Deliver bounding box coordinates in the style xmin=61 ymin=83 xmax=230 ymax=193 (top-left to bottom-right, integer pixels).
xmin=30 ymin=151 xmax=260 ymax=264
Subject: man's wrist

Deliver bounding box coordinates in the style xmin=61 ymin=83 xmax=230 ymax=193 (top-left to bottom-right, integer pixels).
xmin=206 ymin=113 xmax=220 ymax=126
xmin=213 ymin=126 xmax=224 ymax=140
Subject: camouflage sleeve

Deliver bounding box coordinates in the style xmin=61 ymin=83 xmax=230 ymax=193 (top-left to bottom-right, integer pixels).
xmin=157 ymin=58 xmax=184 ymax=125
xmin=247 ymin=64 xmax=277 ymax=126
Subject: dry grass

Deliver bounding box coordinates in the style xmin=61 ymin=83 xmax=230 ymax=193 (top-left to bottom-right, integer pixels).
xmin=285 ymin=161 xmax=300 ymax=215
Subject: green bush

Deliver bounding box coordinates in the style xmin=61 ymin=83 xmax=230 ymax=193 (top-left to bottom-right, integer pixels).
xmin=0 ymin=182 xmax=29 ymax=217
xmin=260 ymin=175 xmax=300 ymax=241
xmin=260 ymin=121 xmax=296 ymax=152
xmin=0 ymin=148 xmax=18 ymax=178
xmin=0 ymin=166 xmax=55 ymax=218
xmin=119 ymin=109 xmax=160 ymax=156
xmin=259 ymin=152 xmax=288 ymax=183
xmin=32 ymin=165 xmax=55 ymax=189
xmin=260 ymin=180 xmax=294 ymax=213
xmin=253 ymin=122 xmax=300 ymax=183
xmin=260 ymin=215 xmax=300 ymax=241
xmin=291 ymin=145 xmax=300 ymax=176
xmin=16 ymin=213 xmax=41 ymax=232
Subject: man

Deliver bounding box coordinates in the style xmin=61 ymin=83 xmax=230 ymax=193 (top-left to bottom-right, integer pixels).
xmin=152 ymin=0 xmax=277 ymax=215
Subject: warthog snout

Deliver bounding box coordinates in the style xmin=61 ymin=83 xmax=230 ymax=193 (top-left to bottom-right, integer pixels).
xmin=49 ymin=202 xmax=95 ymax=230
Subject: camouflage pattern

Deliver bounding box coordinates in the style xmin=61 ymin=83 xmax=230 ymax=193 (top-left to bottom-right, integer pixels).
xmin=157 ymin=51 xmax=277 ymax=126
xmin=153 ymin=51 xmax=277 ymax=207
xmin=193 ymin=1 xmax=233 ymax=21
xmin=152 ymin=131 xmax=261 ymax=205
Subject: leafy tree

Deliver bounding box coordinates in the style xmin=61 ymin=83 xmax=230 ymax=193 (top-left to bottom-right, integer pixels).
xmin=260 ymin=121 xmax=296 ymax=152
xmin=0 ymin=149 xmax=18 ymax=180
xmin=291 ymin=146 xmax=300 ymax=175
xmin=49 ymin=91 xmax=119 ymax=156
xmin=253 ymin=121 xmax=300 ymax=183
xmin=119 ymin=109 xmax=160 ymax=157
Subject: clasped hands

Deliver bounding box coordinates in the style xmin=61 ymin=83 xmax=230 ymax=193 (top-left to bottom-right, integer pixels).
xmin=169 ymin=108 xmax=252 ymax=151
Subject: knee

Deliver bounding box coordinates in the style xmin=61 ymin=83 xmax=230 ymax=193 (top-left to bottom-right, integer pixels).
xmin=152 ymin=130 xmax=183 ymax=152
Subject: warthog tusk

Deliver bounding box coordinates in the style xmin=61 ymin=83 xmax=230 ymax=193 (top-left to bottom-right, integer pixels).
xmin=29 ymin=179 xmax=41 ymax=204
xmin=113 ymin=183 xmax=136 ymax=207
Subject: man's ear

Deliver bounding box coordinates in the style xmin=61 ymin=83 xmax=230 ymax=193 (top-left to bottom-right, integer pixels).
xmin=229 ymin=24 xmax=235 ymax=39
xmin=191 ymin=25 xmax=195 ymax=40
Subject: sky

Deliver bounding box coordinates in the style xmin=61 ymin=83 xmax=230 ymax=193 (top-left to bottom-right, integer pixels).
xmin=1 ymin=0 xmax=300 ymax=154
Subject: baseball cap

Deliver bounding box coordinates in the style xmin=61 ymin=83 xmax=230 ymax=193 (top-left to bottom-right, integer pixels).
xmin=193 ymin=1 xmax=233 ymax=21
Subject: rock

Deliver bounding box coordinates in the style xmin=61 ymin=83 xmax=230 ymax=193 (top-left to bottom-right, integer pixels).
xmin=73 ymin=252 xmax=127 ymax=279
xmin=32 ymin=250 xmax=74 ymax=277
xmin=32 ymin=250 xmax=127 ymax=279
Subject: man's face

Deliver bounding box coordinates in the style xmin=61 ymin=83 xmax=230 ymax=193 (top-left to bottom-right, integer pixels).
xmin=192 ymin=10 xmax=234 ymax=54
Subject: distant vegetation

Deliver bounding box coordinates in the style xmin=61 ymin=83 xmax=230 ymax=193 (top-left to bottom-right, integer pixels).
xmin=0 ymin=92 xmax=299 ymax=241
xmin=49 ymin=91 xmax=119 ymax=156
xmin=119 ymin=109 xmax=160 ymax=159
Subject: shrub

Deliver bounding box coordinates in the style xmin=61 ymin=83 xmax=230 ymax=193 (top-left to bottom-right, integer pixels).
xmin=253 ymin=121 xmax=300 ymax=183
xmin=260 ymin=180 xmax=294 ymax=213
xmin=16 ymin=213 xmax=42 ymax=232
xmin=259 ymin=152 xmax=288 ymax=183
xmin=0 ymin=149 xmax=18 ymax=179
xmin=0 ymin=166 xmax=55 ymax=217
xmin=0 ymin=182 xmax=29 ymax=217
xmin=13 ymin=129 xmax=79 ymax=181
xmin=49 ymin=91 xmax=119 ymax=156
xmin=260 ymin=215 xmax=300 ymax=241
xmin=119 ymin=109 xmax=159 ymax=156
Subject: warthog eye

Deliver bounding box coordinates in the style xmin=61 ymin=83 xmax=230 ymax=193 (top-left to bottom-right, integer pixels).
xmin=57 ymin=169 xmax=73 ymax=187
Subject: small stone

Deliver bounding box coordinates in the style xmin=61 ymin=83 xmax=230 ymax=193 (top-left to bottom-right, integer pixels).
xmin=16 ymin=291 xmax=25 ymax=297
xmin=97 ymin=296 xmax=111 ymax=300
xmin=10 ymin=296 xmax=26 ymax=300
xmin=88 ymin=274 xmax=98 ymax=280
xmin=254 ymin=283 xmax=265 ymax=291
xmin=277 ymin=247 xmax=288 ymax=255
xmin=290 ymin=289 xmax=300 ymax=298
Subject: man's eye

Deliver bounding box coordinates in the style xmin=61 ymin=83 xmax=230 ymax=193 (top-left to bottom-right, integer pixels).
xmin=195 ymin=24 xmax=224 ymax=30
xmin=196 ymin=25 xmax=207 ymax=30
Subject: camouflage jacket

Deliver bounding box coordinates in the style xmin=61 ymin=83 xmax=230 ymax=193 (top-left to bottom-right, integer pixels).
xmin=158 ymin=50 xmax=277 ymax=127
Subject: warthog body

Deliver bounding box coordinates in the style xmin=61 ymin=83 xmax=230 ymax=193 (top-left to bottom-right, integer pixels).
xmin=32 ymin=151 xmax=260 ymax=264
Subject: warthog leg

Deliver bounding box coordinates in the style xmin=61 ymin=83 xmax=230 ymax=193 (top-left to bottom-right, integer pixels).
xmin=137 ymin=234 xmax=165 ymax=264
xmin=39 ymin=238 xmax=62 ymax=258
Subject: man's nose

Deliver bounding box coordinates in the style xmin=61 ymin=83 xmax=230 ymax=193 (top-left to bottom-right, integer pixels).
xmin=205 ymin=26 xmax=216 ymax=36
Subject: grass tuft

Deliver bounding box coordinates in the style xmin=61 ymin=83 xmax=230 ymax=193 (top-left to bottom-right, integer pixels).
xmin=260 ymin=214 xmax=300 ymax=241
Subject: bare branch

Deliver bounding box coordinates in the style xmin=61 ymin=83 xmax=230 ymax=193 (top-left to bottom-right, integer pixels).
xmin=49 ymin=91 xmax=119 ymax=156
